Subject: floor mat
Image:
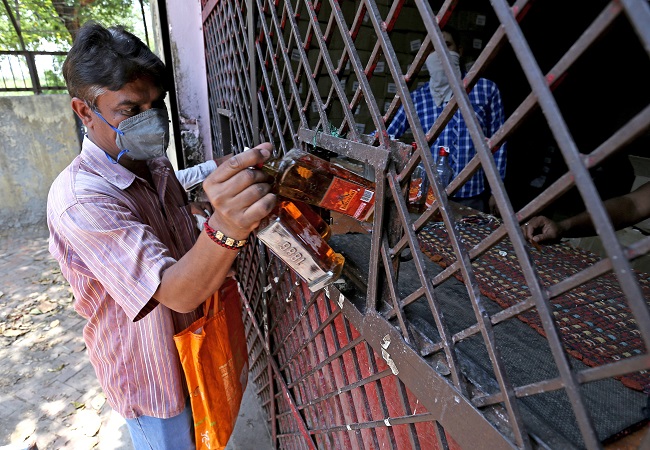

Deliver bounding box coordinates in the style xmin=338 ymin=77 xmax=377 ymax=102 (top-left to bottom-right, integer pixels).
xmin=418 ymin=215 xmax=650 ymax=395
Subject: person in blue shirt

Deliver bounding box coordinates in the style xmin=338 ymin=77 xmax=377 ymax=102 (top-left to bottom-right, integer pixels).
xmin=386 ymin=28 xmax=507 ymax=213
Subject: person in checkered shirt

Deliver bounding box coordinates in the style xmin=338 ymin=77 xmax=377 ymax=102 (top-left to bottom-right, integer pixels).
xmin=387 ymin=28 xmax=507 ymax=213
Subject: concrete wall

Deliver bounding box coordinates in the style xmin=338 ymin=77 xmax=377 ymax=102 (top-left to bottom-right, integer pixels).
xmin=148 ymin=0 xmax=213 ymax=171
xmin=0 ymin=95 xmax=79 ymax=230
xmin=162 ymin=0 xmax=213 ymax=164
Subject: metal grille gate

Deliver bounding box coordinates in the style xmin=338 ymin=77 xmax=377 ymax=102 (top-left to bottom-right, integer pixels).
xmin=198 ymin=0 xmax=650 ymax=448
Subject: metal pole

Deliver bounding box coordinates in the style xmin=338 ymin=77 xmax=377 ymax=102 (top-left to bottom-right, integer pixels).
xmin=139 ymin=0 xmax=150 ymax=48
xmin=248 ymin=0 xmax=259 ymax=146
xmin=2 ymin=0 xmax=41 ymax=94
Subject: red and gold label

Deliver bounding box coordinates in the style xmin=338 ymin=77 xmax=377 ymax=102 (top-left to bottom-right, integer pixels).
xmin=425 ymin=186 xmax=435 ymax=208
xmin=320 ymin=177 xmax=375 ymax=221
xmin=409 ymin=178 xmax=424 ymax=203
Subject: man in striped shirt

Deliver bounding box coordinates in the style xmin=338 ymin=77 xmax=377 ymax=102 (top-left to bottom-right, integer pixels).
xmin=387 ymin=28 xmax=507 ymax=213
xmin=47 ymin=22 xmax=275 ymax=449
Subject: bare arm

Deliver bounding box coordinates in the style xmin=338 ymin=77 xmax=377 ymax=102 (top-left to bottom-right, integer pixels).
xmin=523 ymin=182 xmax=650 ymax=243
xmin=154 ymin=144 xmax=276 ymax=312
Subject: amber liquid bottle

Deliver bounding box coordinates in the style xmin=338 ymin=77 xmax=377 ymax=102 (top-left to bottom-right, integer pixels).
xmin=257 ymin=200 xmax=344 ymax=292
xmin=261 ymin=149 xmax=376 ymax=223
xmin=408 ymin=143 xmax=429 ymax=214
xmin=290 ymin=199 xmax=332 ymax=241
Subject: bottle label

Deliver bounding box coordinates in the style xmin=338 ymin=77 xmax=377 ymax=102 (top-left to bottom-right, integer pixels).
xmin=425 ymin=186 xmax=435 ymax=208
xmin=257 ymin=220 xmax=335 ymax=292
xmin=320 ymin=177 xmax=375 ymax=221
xmin=409 ymin=178 xmax=424 ymax=204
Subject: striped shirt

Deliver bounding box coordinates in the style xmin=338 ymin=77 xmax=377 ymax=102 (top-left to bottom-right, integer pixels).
xmin=47 ymin=137 xmax=202 ymax=419
xmin=386 ymin=79 xmax=507 ymax=198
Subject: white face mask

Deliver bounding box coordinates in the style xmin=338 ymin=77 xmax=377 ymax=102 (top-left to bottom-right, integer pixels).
xmin=425 ymin=50 xmax=461 ymax=106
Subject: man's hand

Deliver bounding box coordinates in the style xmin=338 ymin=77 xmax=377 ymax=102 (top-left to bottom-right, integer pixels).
xmin=202 ymin=143 xmax=276 ymax=240
xmin=522 ymin=216 xmax=563 ymax=244
xmin=214 ymin=153 xmax=234 ymax=167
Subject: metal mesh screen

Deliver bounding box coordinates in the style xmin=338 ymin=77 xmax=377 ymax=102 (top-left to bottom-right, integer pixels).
xmin=200 ymin=0 xmax=650 ymax=448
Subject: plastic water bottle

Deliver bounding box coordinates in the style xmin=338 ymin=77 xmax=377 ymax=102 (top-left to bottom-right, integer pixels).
xmin=436 ymin=146 xmax=453 ymax=188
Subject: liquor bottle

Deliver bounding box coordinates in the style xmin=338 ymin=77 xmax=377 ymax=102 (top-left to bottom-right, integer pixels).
xmin=261 ymin=149 xmax=375 ymax=222
xmin=408 ymin=143 xmax=429 ymax=213
xmin=257 ymin=200 xmax=344 ymax=292
xmin=291 ymin=199 xmax=331 ymax=241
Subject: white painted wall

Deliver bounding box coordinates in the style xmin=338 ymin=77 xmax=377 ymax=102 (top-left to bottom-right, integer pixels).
xmin=159 ymin=0 xmax=213 ymax=162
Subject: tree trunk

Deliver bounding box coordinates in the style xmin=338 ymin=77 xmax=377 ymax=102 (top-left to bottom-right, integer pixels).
xmin=51 ymin=0 xmax=96 ymax=41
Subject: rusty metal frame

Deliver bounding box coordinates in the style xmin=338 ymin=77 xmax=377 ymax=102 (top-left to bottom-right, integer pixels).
xmin=199 ymin=0 xmax=650 ymax=448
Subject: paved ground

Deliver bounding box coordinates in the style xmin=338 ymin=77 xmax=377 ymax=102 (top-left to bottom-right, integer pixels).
xmin=0 ymin=225 xmax=271 ymax=450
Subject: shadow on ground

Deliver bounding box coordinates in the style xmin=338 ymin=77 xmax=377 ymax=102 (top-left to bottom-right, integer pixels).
xmin=0 ymin=226 xmax=271 ymax=449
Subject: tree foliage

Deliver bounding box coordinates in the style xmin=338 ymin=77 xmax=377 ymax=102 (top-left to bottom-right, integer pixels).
xmin=1 ymin=0 xmax=148 ymax=51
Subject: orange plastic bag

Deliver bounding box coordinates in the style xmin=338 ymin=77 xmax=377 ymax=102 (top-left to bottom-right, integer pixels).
xmin=173 ymin=278 xmax=249 ymax=450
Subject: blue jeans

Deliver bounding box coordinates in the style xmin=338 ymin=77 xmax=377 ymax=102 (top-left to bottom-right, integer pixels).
xmin=125 ymin=398 xmax=195 ymax=450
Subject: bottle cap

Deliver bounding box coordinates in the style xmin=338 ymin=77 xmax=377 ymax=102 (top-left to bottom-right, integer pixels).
xmin=438 ymin=146 xmax=449 ymax=156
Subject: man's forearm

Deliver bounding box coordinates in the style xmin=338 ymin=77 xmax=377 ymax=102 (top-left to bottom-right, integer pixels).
xmin=154 ymin=231 xmax=241 ymax=313
xmin=559 ymin=193 xmax=639 ymax=238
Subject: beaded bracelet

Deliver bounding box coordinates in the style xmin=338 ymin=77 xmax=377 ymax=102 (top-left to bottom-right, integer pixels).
xmin=203 ymin=221 xmax=247 ymax=250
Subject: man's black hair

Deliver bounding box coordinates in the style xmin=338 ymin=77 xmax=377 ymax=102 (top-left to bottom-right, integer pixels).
xmin=63 ymin=21 xmax=168 ymax=105
xmin=443 ymin=25 xmax=461 ymax=49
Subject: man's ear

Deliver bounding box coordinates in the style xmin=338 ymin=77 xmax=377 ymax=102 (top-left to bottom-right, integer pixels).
xmin=71 ymin=97 xmax=94 ymax=128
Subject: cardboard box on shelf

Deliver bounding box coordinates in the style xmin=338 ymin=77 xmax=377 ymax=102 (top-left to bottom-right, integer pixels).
xmin=381 ymin=97 xmax=391 ymax=115
xmin=328 ymin=28 xmax=346 ymax=50
xmin=392 ymin=6 xmax=426 ymax=33
xmin=340 ymin=0 xmax=357 ymax=23
xmin=296 ymin=16 xmax=310 ymax=36
xmin=386 ymin=81 xmax=398 ymax=96
xmin=348 ymin=50 xmax=372 ymax=72
xmin=369 ymin=0 xmax=394 ymax=8
xmin=328 ymin=49 xmax=348 ymax=73
xmin=371 ymin=59 xmax=387 ymax=76
xmin=368 ymin=75 xmax=388 ymax=100
xmin=395 ymin=51 xmax=417 ymax=72
xmin=348 ymin=80 xmax=361 ymax=96
xmin=308 ymin=99 xmax=323 ymax=116
xmin=453 ymin=10 xmax=487 ymax=31
xmin=290 ymin=48 xmax=302 ymax=64
xmin=386 ymin=33 xmax=409 ymax=54
xmin=316 ymin=76 xmax=333 ymax=96
xmin=325 ymin=101 xmax=345 ymax=120
xmin=353 ymin=26 xmax=378 ymax=52
xmin=308 ymin=49 xmax=321 ymax=71
xmin=387 ymin=31 xmax=427 ymax=55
